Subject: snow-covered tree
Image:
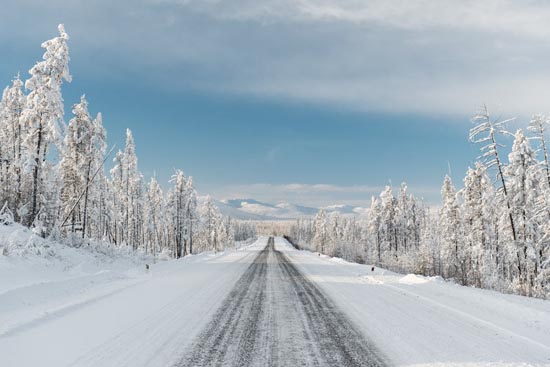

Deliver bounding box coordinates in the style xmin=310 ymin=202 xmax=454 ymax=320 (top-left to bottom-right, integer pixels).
xmin=185 ymin=177 xmax=198 ymax=254
xmin=528 ymin=114 xmax=550 ymax=188
xmin=380 ymin=185 xmax=396 ymax=263
xmin=440 ymin=176 xmax=462 ymax=281
xmin=313 ymin=209 xmax=328 ymax=253
xmin=461 ymin=163 xmax=494 ymax=287
xmin=368 ymin=197 xmax=382 ymax=264
xmin=199 ymin=196 xmax=224 ymax=253
xmin=21 ymin=24 xmax=71 ymax=227
xmin=0 ymin=76 xmax=26 ymax=217
xmin=470 ymin=106 xmax=517 ymax=242
xmin=60 ymin=96 xmax=92 ymax=235
xmin=124 ymin=129 xmax=142 ymax=248
xmin=110 ymin=150 xmax=125 ymax=245
xmin=83 ymin=112 xmax=107 ymax=238
xmin=505 ymin=130 xmax=541 ymax=295
xmin=145 ymin=176 xmax=164 ymax=256
xmin=170 ymin=170 xmax=188 ymax=258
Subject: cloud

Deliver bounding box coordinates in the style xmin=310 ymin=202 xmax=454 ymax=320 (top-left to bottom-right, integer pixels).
xmin=280 ymin=183 xmax=381 ymax=193
xmin=157 ymin=0 xmax=550 ymax=37
xmin=3 ymin=0 xmax=550 ymax=116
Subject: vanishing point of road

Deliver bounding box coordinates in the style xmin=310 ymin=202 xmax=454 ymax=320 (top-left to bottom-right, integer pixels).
xmin=176 ymin=237 xmax=388 ymax=367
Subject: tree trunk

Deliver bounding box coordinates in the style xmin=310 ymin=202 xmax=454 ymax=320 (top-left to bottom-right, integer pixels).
xmin=189 ymin=220 xmax=193 ymax=255
xmin=30 ymin=124 xmax=43 ymax=226
xmin=81 ymin=160 xmax=92 ymax=238
xmin=491 ymin=133 xmax=517 ymax=243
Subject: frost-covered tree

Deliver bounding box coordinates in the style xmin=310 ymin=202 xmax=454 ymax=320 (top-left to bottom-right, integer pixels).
xmin=124 ymin=129 xmax=141 ymax=248
xmin=395 ymin=183 xmax=412 ymax=253
xmin=313 ymin=209 xmax=328 ymax=253
xmin=0 ymin=24 xmax=255 ymax=261
xmin=232 ymin=220 xmax=258 ymax=242
xmin=110 ymin=150 xmax=125 ymax=245
xmin=199 ymin=196 xmax=224 ymax=253
xmin=440 ymin=176 xmax=462 ymax=281
xmin=21 ymin=24 xmax=71 ymax=227
xmin=84 ymin=112 xmax=107 ymax=238
xmin=528 ymin=114 xmax=550 ymax=188
xmin=145 ymin=176 xmax=164 ymax=256
xmin=284 ymin=108 xmax=549 ymax=299
xmin=0 ymin=76 xmax=26 ymax=217
xmin=470 ymin=106 xmax=517 ymax=242
xmin=170 ymin=170 xmax=188 ymax=258
xmin=185 ymin=177 xmax=198 ymax=254
xmin=461 ymin=163 xmax=494 ymax=287
xmin=380 ymin=185 xmax=397 ymax=263
xmin=327 ymin=211 xmax=340 ymax=256
xmin=505 ymin=130 xmax=541 ymax=295
xmin=60 ymin=96 xmax=90 ymax=233
xmin=368 ymin=197 xmax=382 ymax=264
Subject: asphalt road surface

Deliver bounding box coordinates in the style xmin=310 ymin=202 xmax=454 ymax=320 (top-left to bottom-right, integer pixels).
xmin=176 ymin=237 xmax=388 ymax=367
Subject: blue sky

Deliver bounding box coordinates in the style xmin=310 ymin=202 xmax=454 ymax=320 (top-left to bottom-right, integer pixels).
xmin=1 ymin=0 xmax=548 ymax=207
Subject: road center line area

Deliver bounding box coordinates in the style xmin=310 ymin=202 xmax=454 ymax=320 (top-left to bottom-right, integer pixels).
xmin=176 ymin=237 xmax=388 ymax=367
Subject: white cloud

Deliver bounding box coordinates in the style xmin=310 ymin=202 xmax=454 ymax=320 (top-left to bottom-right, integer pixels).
xmin=152 ymin=0 xmax=550 ymax=116
xmin=157 ymin=0 xmax=550 ymax=37
xmin=4 ymin=0 xmax=550 ymax=116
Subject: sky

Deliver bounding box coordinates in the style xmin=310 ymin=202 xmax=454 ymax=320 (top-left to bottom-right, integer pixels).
xmin=1 ymin=0 xmax=549 ymax=207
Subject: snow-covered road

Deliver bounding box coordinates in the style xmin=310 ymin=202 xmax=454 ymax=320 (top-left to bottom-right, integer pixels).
xmin=277 ymin=238 xmax=550 ymax=367
xmin=1 ymin=236 xmax=549 ymax=367
xmin=0 ymin=239 xmax=266 ymax=367
xmin=177 ymin=237 xmax=386 ymax=367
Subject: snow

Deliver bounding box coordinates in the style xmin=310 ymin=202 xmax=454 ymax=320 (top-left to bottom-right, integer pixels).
xmin=2 ymin=230 xmax=549 ymax=367
xmin=398 ymin=273 xmax=430 ymax=285
xmin=0 ymin=225 xmax=267 ymax=367
xmin=217 ymin=197 xmax=364 ymax=219
xmin=275 ymin=237 xmax=550 ymax=367
xmin=0 ymin=223 xmax=150 ymax=293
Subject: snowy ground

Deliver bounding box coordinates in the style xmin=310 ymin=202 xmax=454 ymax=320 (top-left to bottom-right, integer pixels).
xmin=275 ymin=238 xmax=550 ymax=367
xmin=1 ymin=230 xmax=549 ymax=367
xmin=177 ymin=237 xmax=386 ymax=367
xmin=0 ymin=225 xmax=263 ymax=367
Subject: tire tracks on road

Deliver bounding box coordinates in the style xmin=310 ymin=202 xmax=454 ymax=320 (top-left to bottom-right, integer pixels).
xmin=176 ymin=237 xmax=388 ymax=367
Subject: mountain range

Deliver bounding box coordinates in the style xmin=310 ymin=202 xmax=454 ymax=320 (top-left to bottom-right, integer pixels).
xmin=213 ymin=198 xmax=367 ymax=221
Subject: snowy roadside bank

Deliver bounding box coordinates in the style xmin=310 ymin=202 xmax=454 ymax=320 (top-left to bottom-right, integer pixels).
xmin=0 ymin=223 xmax=155 ymax=297
xmin=0 ymin=223 xmax=264 ymax=367
xmin=275 ymin=237 xmax=550 ymax=367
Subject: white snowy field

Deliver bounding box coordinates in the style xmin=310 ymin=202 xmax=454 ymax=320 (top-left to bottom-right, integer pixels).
xmin=274 ymin=238 xmax=550 ymax=367
xmin=0 ymin=224 xmax=264 ymax=367
xmin=1 ymin=228 xmax=549 ymax=367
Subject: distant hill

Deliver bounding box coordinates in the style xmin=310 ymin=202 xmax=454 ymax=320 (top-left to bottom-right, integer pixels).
xmin=209 ymin=198 xmax=367 ymax=220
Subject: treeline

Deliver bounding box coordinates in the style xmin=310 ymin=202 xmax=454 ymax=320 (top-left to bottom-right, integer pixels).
xmin=290 ymin=108 xmax=549 ymax=299
xmin=289 ymin=184 xmax=427 ymax=272
xmin=0 ymin=25 xmax=256 ymax=257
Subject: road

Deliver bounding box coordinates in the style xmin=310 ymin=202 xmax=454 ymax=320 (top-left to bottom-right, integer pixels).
xmin=176 ymin=237 xmax=387 ymax=367
xmin=4 ymin=236 xmax=547 ymax=367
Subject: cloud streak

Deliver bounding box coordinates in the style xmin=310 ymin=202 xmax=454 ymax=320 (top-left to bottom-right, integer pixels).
xmin=3 ymin=0 xmax=550 ymax=116
xmin=157 ymin=0 xmax=550 ymax=37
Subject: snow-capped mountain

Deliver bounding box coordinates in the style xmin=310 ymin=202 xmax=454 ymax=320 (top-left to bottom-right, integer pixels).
xmin=214 ymin=198 xmax=367 ymax=220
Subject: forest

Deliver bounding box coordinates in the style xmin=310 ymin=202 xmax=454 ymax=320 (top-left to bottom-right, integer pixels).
xmin=1 ymin=25 xmax=548 ymax=300
xmin=0 ymin=25 xmax=256 ymax=258
xmin=289 ymin=110 xmax=550 ymax=299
